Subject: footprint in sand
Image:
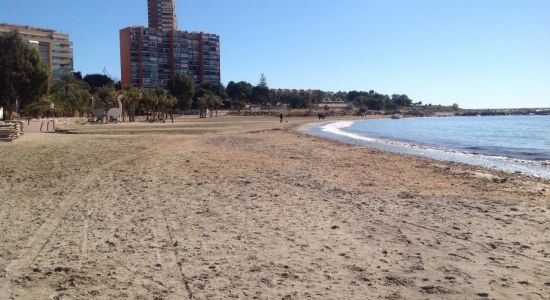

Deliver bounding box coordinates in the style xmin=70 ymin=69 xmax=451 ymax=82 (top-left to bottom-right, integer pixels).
xmin=477 ymin=292 xmax=489 ymax=298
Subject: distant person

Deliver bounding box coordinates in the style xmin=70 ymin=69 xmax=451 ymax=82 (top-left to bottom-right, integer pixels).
xmin=280 ymin=113 xmax=284 ymax=123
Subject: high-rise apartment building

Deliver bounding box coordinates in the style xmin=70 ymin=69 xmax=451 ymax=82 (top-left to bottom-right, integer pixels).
xmin=148 ymin=0 xmax=178 ymax=32
xmin=0 ymin=23 xmax=74 ymax=82
xmin=120 ymin=0 xmax=220 ymax=90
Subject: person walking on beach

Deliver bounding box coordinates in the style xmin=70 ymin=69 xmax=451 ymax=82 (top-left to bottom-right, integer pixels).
xmin=280 ymin=113 xmax=284 ymax=123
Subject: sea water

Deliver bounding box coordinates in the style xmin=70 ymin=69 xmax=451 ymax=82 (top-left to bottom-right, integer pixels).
xmin=306 ymin=115 xmax=550 ymax=179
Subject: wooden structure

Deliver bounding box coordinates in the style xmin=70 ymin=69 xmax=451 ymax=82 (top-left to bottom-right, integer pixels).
xmin=0 ymin=121 xmax=24 ymax=142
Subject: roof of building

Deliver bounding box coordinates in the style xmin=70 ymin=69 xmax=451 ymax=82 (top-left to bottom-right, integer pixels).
xmin=321 ymin=97 xmax=346 ymax=103
xmin=0 ymin=23 xmax=69 ymax=36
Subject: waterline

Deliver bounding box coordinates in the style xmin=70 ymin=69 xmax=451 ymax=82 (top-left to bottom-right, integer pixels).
xmin=306 ymin=120 xmax=550 ymax=179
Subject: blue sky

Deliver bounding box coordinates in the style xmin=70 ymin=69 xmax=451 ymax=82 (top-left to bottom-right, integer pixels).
xmin=1 ymin=0 xmax=549 ymax=108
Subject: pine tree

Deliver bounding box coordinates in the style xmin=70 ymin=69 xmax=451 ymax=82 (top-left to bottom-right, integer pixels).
xmin=258 ymin=73 xmax=268 ymax=88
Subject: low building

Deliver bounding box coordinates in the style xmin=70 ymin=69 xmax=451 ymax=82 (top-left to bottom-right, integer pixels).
xmin=272 ymin=89 xmax=318 ymax=96
xmin=0 ymin=23 xmax=74 ymax=82
xmin=246 ymin=104 xmax=288 ymax=112
xmin=314 ymin=97 xmax=351 ymax=111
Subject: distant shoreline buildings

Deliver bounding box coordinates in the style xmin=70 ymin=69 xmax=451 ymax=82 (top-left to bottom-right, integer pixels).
xmin=0 ymin=23 xmax=74 ymax=83
xmin=120 ymin=0 xmax=221 ymax=90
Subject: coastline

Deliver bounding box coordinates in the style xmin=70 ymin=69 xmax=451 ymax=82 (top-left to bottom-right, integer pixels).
xmin=1 ymin=116 xmax=549 ymax=299
xmin=300 ymin=118 xmax=550 ymax=180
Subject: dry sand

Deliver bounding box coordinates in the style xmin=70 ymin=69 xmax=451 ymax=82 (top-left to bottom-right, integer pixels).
xmin=0 ymin=116 xmax=549 ymax=300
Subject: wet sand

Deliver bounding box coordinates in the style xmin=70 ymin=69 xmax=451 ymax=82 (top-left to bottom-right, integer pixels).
xmin=0 ymin=116 xmax=549 ymax=299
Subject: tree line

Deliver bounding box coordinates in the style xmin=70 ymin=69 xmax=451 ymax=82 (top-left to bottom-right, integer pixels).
xmin=0 ymin=31 xmax=226 ymax=120
xmin=225 ymin=80 xmax=418 ymax=111
xmin=1 ymin=30 xmax=422 ymax=121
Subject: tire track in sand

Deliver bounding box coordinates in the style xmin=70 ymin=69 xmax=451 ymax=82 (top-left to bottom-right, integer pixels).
xmin=159 ymin=205 xmax=193 ymax=299
xmin=2 ymin=147 xmax=152 ymax=292
xmin=147 ymin=147 xmax=194 ymax=299
xmin=76 ymin=141 xmax=194 ymax=299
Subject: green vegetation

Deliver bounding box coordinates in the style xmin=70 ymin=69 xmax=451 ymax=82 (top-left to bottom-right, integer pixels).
xmin=252 ymin=74 xmax=270 ymax=104
xmin=167 ymin=72 xmax=194 ymax=110
xmin=51 ymin=73 xmax=90 ymax=117
xmin=0 ymin=31 xmax=49 ymax=120
xmin=348 ymin=91 xmax=413 ymax=111
xmin=83 ymin=74 xmax=115 ymax=92
xmin=1 ymin=31 xmax=448 ymax=121
xmin=224 ymin=75 xmax=419 ymax=111
xmin=122 ymin=87 xmax=142 ymax=122
xmin=226 ymin=81 xmax=253 ymax=110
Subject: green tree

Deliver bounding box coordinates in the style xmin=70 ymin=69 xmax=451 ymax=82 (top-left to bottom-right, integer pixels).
xmin=196 ymin=95 xmax=209 ymax=110
xmin=165 ymin=96 xmax=177 ymax=122
xmin=347 ymin=91 xmax=362 ymax=102
xmin=200 ymin=82 xmax=226 ymax=99
xmin=23 ymin=95 xmax=53 ymax=117
xmin=167 ymin=72 xmax=194 ymax=110
xmin=196 ymin=92 xmax=209 ymax=119
xmin=366 ymin=97 xmax=385 ymax=110
xmin=51 ymin=72 xmax=90 ymax=116
xmin=122 ymin=87 xmax=143 ymax=122
xmin=0 ymin=31 xmax=49 ymax=119
xmin=83 ymin=74 xmax=115 ymax=92
xmin=227 ymin=81 xmax=253 ymax=109
xmin=452 ymin=103 xmax=460 ymax=111
xmin=252 ymin=74 xmax=269 ymax=104
xmin=354 ymin=95 xmax=369 ymax=109
xmin=95 ymin=86 xmax=116 ymax=109
xmin=258 ymin=74 xmax=268 ymax=88
xmin=140 ymin=89 xmax=155 ymax=121
xmin=391 ymin=94 xmax=413 ymax=107
xmin=153 ymin=86 xmax=167 ymax=121
xmin=196 ymin=90 xmax=222 ymax=118
xmin=284 ymin=93 xmax=312 ymax=109
xmin=207 ymin=93 xmax=223 ymax=117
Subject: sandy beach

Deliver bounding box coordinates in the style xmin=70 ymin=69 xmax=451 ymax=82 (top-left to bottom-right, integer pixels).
xmin=0 ymin=116 xmax=549 ymax=299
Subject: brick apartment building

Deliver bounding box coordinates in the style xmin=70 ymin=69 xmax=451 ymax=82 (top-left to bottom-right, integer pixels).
xmin=120 ymin=0 xmax=221 ymax=90
xmin=0 ymin=23 xmax=74 ymax=82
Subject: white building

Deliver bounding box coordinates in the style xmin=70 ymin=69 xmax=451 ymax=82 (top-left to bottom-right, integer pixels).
xmin=314 ymin=97 xmax=350 ymax=111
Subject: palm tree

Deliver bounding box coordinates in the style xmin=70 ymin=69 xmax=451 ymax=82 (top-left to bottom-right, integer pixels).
xmin=123 ymin=87 xmax=143 ymax=122
xmin=153 ymin=87 xmax=168 ymax=122
xmin=207 ymin=94 xmax=223 ymax=117
xmin=165 ymin=96 xmax=177 ymax=122
xmin=197 ymin=91 xmax=222 ymax=118
xmin=139 ymin=90 xmax=154 ymax=121
xmin=197 ymin=95 xmax=209 ymax=118
xmin=51 ymin=72 xmax=90 ymax=117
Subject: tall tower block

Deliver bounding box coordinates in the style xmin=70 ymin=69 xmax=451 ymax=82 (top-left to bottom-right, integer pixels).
xmin=148 ymin=0 xmax=178 ymax=32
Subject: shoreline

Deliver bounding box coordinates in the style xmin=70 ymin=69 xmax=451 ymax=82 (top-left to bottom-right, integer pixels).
xmin=300 ymin=118 xmax=550 ymax=180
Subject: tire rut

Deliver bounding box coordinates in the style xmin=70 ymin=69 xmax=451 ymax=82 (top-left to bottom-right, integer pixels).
xmin=3 ymin=147 xmax=153 ymax=284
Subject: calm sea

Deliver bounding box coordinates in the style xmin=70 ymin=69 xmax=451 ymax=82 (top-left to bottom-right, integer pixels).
xmin=307 ymin=115 xmax=550 ymax=178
